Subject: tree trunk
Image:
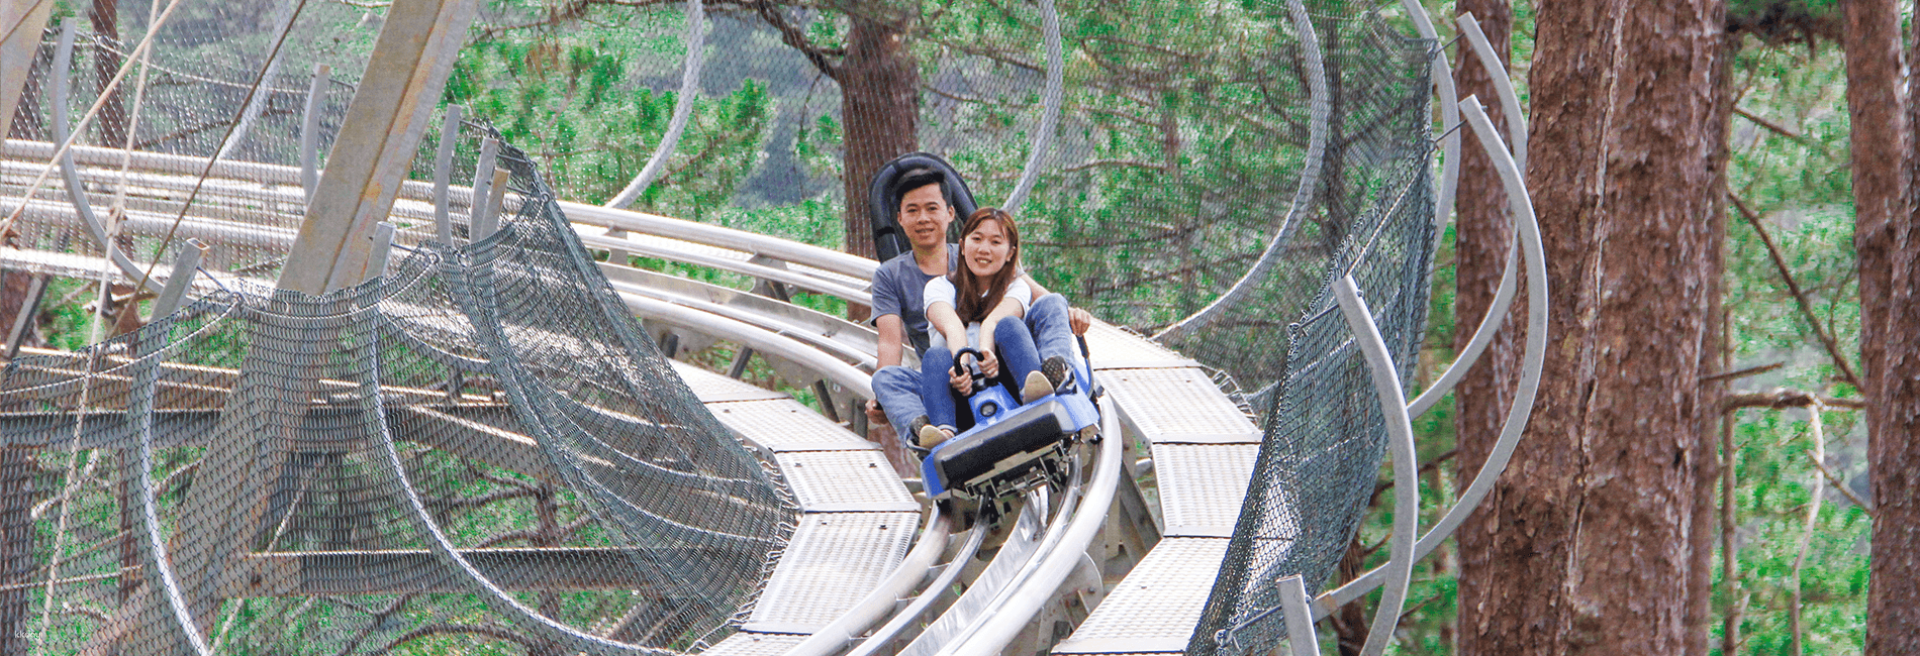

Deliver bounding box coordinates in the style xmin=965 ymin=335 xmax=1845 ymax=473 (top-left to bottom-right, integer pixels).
xmin=89 ymin=0 xmax=127 ymax=149
xmin=1690 ymin=29 xmax=1739 ymax=656
xmin=1448 ymin=3 xmax=1518 ymax=653
xmin=1466 ymin=0 xmax=1725 ymax=653
xmin=1859 ymin=0 xmax=1920 ymax=651
xmin=838 ymin=4 xmax=919 ymax=268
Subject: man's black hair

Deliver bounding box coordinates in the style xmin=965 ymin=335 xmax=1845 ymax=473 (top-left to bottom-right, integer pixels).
xmin=891 ymin=167 xmax=952 ymax=211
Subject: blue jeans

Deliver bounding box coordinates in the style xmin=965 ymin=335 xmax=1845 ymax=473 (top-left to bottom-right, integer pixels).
xmin=921 ymin=309 xmax=1063 ymax=432
xmin=873 ymin=332 xmax=951 ymax=443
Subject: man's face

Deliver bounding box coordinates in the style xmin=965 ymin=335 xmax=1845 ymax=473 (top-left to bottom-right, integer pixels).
xmin=898 ymin=183 xmax=953 ymax=251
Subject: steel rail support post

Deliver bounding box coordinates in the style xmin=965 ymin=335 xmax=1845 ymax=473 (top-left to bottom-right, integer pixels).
xmin=1315 ymin=96 xmax=1547 ymax=613
xmin=158 ymin=0 xmax=481 ymax=649
xmin=1278 ymin=575 xmax=1320 ymax=656
xmin=299 ymin=64 xmax=332 ymax=204
xmin=1332 ymin=275 xmax=1419 ymax=656
xmin=430 ymin=105 xmax=463 ymax=244
xmin=279 ymin=0 xmax=481 ymax=295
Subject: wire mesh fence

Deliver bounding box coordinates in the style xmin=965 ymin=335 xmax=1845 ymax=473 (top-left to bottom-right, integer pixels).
xmin=1 ymin=0 xmax=1448 ymax=652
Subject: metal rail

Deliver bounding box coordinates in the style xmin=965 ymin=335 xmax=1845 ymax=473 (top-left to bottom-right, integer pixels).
xmin=1315 ymin=96 xmax=1546 ymax=614
xmin=944 ymin=396 xmax=1123 ymax=656
xmin=1332 ymin=275 xmax=1418 ymax=656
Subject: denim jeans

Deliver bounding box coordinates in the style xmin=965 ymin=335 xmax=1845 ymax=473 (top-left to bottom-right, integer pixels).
xmin=877 ymin=294 xmax=1077 ymax=450
xmin=873 ymin=332 xmax=951 ymax=443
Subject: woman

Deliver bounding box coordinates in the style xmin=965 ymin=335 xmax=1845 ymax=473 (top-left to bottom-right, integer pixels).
xmin=911 ymin=208 xmax=1074 ymax=449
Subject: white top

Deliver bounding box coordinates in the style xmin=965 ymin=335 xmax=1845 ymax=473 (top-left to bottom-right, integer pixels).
xmin=923 ymin=275 xmax=1032 ymax=317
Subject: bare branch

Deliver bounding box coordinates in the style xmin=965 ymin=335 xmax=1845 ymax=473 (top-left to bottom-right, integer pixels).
xmin=1721 ymin=387 xmax=1866 ymax=412
xmin=1728 ymin=193 xmax=1865 ymax=391
xmin=752 ymin=0 xmax=841 ymax=81
xmin=1702 ymin=360 xmax=1786 ymax=382
xmin=1733 ymin=106 xmax=1815 ymax=146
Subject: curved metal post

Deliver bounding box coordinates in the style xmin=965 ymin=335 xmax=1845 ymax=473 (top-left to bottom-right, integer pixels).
xmin=1315 ymin=95 xmax=1547 ymax=614
xmin=1457 ymin=14 xmax=1525 ymax=172
xmin=50 ymin=18 xmax=160 ymax=294
xmin=299 ymin=64 xmax=332 ymax=204
xmin=604 ymin=0 xmax=706 ymax=209
xmin=1331 ymin=276 xmax=1418 ymax=656
xmin=126 ymin=244 xmax=219 ymax=656
xmin=1408 ymin=236 xmax=1516 ymax=418
xmin=1398 ymin=0 xmax=1460 ymax=277
xmin=430 ymin=104 xmax=463 ymax=244
xmin=1001 ymin=0 xmax=1063 ymax=211
xmin=1157 ymin=0 xmax=1327 ymax=341
xmin=466 ymin=137 xmax=500 ymax=240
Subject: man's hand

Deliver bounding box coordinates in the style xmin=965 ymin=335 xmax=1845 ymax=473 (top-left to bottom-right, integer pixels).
xmin=1068 ymin=308 xmax=1093 ymax=335
xmin=865 ymin=399 xmax=887 ymax=426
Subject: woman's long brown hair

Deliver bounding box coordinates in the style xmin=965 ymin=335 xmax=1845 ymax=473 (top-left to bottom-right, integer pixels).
xmin=952 ymin=208 xmax=1021 ymax=324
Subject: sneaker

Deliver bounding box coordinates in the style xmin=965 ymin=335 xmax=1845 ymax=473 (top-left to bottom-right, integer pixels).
xmin=1021 ymin=371 xmax=1055 ymax=404
xmin=1041 ymin=356 xmax=1074 ymax=393
xmin=918 ymin=423 xmax=954 ymax=449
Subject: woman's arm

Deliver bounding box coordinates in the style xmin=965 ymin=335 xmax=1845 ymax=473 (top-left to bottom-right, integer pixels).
xmin=974 ymin=295 xmax=1027 ymax=375
xmin=927 ymin=302 xmax=969 ymax=358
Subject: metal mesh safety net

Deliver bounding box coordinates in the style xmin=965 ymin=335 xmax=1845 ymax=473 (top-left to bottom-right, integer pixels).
xmin=1 ymin=1 xmax=799 ymax=650
xmin=1 ymin=0 xmax=1449 ymax=651
xmin=1184 ymin=6 xmax=1439 ymax=655
xmin=0 ymin=133 xmax=797 ymax=654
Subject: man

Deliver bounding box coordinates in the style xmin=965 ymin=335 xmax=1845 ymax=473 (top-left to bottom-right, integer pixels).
xmin=863 ymin=167 xmax=1091 ymax=448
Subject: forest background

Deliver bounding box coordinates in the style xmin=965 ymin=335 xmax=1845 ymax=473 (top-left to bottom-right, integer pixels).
xmin=9 ymin=0 xmax=1918 ymax=654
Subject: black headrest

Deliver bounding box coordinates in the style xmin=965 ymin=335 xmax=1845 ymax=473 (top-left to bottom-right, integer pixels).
xmin=867 ymin=152 xmax=979 ymax=263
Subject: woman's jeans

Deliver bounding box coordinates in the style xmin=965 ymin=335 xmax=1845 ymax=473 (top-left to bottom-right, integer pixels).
xmin=873 ymin=294 xmax=1078 ymax=450
xmin=920 ymin=316 xmax=1046 ymax=431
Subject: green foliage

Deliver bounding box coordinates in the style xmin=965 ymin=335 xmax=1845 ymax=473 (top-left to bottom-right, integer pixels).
xmin=442 ymin=3 xmax=775 ymax=216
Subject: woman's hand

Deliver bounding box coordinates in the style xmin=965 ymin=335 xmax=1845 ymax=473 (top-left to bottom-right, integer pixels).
xmin=977 ymin=348 xmax=1000 ymax=379
xmin=949 ymin=364 xmax=972 ymax=394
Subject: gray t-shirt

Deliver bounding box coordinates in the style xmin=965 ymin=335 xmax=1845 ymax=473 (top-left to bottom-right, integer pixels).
xmin=872 ymin=244 xmax=1025 ymax=357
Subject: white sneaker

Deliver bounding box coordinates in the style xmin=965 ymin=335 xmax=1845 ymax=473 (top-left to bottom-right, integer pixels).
xmin=918 ymin=423 xmax=953 ymax=449
xmin=1021 ymin=371 xmax=1055 ymax=404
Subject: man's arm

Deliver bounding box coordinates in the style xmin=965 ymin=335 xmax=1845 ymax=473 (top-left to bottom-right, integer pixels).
xmin=1022 ymin=274 xmax=1094 ymax=335
xmin=876 ymin=314 xmax=907 ymax=369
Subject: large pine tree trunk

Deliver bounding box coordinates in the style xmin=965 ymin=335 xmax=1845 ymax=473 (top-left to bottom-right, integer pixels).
xmin=839 ymin=5 xmax=919 ymax=264
xmin=1466 ymin=0 xmax=1725 ymax=653
xmin=89 ymin=0 xmax=127 ymax=149
xmin=1447 ymin=3 xmax=1519 ymax=652
xmin=1854 ymin=0 xmax=1920 ymax=651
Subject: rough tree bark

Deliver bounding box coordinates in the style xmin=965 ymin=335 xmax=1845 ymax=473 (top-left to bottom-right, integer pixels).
xmin=89 ymin=0 xmax=127 ymax=149
xmin=1857 ymin=0 xmax=1920 ymax=651
xmin=838 ymin=6 xmax=919 ymax=265
xmin=1466 ymin=0 xmax=1726 ymax=654
xmin=1447 ymin=2 xmax=1519 ymax=653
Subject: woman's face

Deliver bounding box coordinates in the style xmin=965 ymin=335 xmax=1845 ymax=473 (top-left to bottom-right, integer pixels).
xmin=962 ymin=218 xmax=1013 ymax=278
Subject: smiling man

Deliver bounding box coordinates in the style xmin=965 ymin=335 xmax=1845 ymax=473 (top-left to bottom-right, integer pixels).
xmin=863 ymin=167 xmax=1090 ymax=449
